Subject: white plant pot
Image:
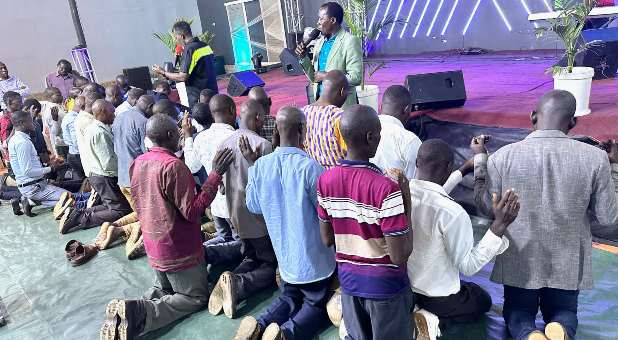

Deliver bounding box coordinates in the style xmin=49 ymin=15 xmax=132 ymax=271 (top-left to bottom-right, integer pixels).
xmin=356 ymin=85 xmax=380 ymax=112
xmin=553 ymin=67 xmax=595 ymax=117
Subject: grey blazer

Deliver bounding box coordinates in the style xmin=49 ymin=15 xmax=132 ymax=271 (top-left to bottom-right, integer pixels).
xmin=474 ymin=130 xmax=618 ymax=290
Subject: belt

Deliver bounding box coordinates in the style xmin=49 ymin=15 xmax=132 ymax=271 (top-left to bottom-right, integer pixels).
xmin=18 ymin=178 xmax=46 ymax=188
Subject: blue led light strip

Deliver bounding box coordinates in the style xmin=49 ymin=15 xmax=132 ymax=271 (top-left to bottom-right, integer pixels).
xmin=368 ymin=0 xmax=382 ymax=32
xmin=426 ymin=0 xmax=445 ymax=36
xmin=462 ymin=0 xmax=482 ymax=35
xmin=520 ymin=0 xmax=539 ymax=28
xmin=376 ymin=0 xmax=395 ymax=40
xmin=492 ymin=0 xmax=512 ymax=31
xmin=400 ymin=0 xmax=420 ymax=38
xmin=413 ymin=0 xmax=432 ymax=38
xmin=441 ymin=0 xmax=459 ymax=36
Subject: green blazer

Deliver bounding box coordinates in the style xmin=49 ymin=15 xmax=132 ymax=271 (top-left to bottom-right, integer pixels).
xmin=300 ymin=29 xmax=363 ymax=108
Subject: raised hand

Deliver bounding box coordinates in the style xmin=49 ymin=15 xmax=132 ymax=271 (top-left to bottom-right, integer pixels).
xmin=238 ymin=135 xmax=261 ymax=165
xmin=490 ymin=189 xmax=520 ymax=237
xmin=470 ymin=135 xmax=491 ymax=155
xmin=295 ymin=42 xmax=307 ymax=58
xmin=152 ymin=65 xmax=165 ymax=76
xmin=181 ymin=111 xmax=192 ymax=137
xmin=51 ymin=106 xmax=59 ymax=121
xmin=212 ymin=148 xmax=235 ymax=176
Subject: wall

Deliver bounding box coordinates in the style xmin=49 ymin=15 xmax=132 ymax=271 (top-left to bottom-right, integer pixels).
xmin=197 ymin=0 xmax=235 ymax=66
xmin=1 ymin=0 xmax=202 ymax=93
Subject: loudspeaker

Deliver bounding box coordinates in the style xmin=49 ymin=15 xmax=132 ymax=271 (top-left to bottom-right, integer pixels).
xmin=122 ymin=66 xmax=152 ymax=91
xmin=405 ymin=70 xmax=467 ymax=110
xmin=557 ymin=27 xmax=618 ymax=80
xmin=279 ymin=48 xmax=304 ymax=76
xmin=227 ymin=71 xmax=265 ymax=97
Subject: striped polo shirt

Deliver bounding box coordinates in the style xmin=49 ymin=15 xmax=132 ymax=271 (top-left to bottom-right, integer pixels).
xmin=302 ymin=104 xmax=347 ymax=169
xmin=317 ymin=160 xmax=411 ymax=299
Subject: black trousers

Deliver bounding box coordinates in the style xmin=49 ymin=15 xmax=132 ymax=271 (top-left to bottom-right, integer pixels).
xmin=76 ymin=175 xmax=131 ymax=230
xmin=415 ymin=281 xmax=492 ymax=324
xmin=67 ymin=153 xmax=85 ymax=180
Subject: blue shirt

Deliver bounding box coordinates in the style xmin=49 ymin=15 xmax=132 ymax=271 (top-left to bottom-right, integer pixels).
xmin=317 ymin=31 xmax=338 ymax=97
xmin=7 ymin=131 xmax=51 ymax=185
xmin=246 ymin=147 xmax=336 ymax=284
xmin=112 ymin=107 xmax=148 ymax=187
xmin=61 ymin=110 xmax=79 ymax=155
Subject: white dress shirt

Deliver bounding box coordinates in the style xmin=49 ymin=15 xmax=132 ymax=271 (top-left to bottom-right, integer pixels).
xmin=184 ymin=122 xmax=236 ymax=219
xmin=7 ymin=131 xmax=51 ymax=185
xmin=408 ymin=179 xmax=509 ymax=297
xmin=115 ymin=101 xmax=132 ymax=116
xmin=371 ymin=114 xmax=422 ymax=180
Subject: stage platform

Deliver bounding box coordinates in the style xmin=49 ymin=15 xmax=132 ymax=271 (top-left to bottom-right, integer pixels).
xmin=218 ymin=50 xmax=618 ymax=140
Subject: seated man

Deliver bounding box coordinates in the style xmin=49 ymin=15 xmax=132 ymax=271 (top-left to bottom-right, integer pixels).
xmin=235 ymin=106 xmax=336 ymax=340
xmin=99 ymin=114 xmax=233 ymax=340
xmin=0 ymin=62 xmax=30 ymax=109
xmin=248 ymin=87 xmax=277 ymax=143
xmin=7 ymin=111 xmax=66 ymax=207
xmin=58 ymin=100 xmax=132 ymax=234
xmin=115 ymin=88 xmax=145 ymax=116
xmin=302 ymin=70 xmax=348 ymax=169
xmin=407 ymin=139 xmax=519 ymax=338
xmin=208 ymin=99 xmax=277 ymax=319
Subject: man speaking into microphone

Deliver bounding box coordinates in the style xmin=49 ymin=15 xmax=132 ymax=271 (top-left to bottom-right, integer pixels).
xmin=296 ymin=2 xmax=363 ymax=108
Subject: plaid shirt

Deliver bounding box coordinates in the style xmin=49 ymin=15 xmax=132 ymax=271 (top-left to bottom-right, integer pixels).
xmin=259 ymin=115 xmax=276 ymax=144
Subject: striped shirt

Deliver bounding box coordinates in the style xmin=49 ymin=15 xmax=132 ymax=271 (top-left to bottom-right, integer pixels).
xmin=302 ymin=104 xmax=347 ymax=169
xmin=317 ymin=160 xmax=410 ymax=299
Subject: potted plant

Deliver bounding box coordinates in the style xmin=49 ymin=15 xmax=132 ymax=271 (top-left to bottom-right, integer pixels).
xmin=344 ymin=0 xmax=396 ymax=111
xmin=153 ymin=17 xmax=215 ymax=68
xmin=535 ymin=0 xmax=596 ymax=116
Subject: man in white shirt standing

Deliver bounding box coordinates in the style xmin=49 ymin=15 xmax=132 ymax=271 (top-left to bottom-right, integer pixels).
xmin=370 ymin=85 xmax=421 ymax=180
xmin=183 ymin=94 xmax=240 ymax=250
xmin=115 ymin=88 xmax=145 ymax=116
xmin=407 ymin=139 xmax=520 ymax=337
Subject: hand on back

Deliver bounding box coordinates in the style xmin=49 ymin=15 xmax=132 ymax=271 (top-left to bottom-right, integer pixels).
xmin=490 ymin=189 xmax=520 ymax=237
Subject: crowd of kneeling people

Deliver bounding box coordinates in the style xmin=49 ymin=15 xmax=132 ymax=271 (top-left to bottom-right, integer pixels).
xmin=1 ymin=66 xmax=617 ymax=340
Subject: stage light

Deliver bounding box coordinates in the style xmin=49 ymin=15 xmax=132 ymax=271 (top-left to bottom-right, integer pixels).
xmin=441 ymin=0 xmax=459 ymax=36
xmin=400 ymin=0 xmax=420 ymax=38
xmin=426 ymin=0 xmax=445 ymax=37
xmin=413 ymin=0 xmax=432 ymax=38
xmin=542 ymin=0 xmax=552 ymax=11
xmin=376 ymin=0 xmax=395 ymax=40
xmin=369 ymin=0 xmax=382 ymax=32
xmin=520 ymin=0 xmax=539 ymax=28
xmin=492 ymin=0 xmax=512 ymax=31
xmin=388 ymin=0 xmax=406 ymax=39
xmin=462 ymin=0 xmax=482 ymax=35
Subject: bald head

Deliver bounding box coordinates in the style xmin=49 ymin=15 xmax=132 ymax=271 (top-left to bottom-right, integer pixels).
xmin=73 ymin=96 xmax=86 ymax=112
xmin=136 ymin=95 xmax=155 ymax=117
xmin=152 ymin=99 xmax=177 ymax=119
xmin=533 ymin=90 xmax=577 ymax=132
xmin=415 ymin=139 xmax=454 ymax=184
xmin=92 ymin=99 xmax=115 ymax=124
xmin=239 ymin=99 xmax=265 ymax=132
xmin=319 ymin=70 xmax=349 ymax=108
xmin=84 ymin=92 xmax=104 ymax=113
xmin=248 ymin=87 xmax=271 ymax=113
xmin=146 ymin=114 xmax=179 ymax=151
xmin=209 ymin=94 xmax=236 ymax=125
xmin=276 ymin=106 xmax=306 ymax=147
xmin=340 ymin=104 xmax=380 ymax=158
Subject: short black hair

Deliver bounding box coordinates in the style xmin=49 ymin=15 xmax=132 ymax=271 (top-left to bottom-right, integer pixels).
xmin=172 ymin=20 xmax=193 ymax=36
xmin=154 ymin=80 xmax=171 ymax=90
xmin=127 ymin=88 xmax=145 ymax=101
xmin=10 ymin=110 xmax=31 ymax=126
xmin=22 ymin=98 xmax=41 ymax=112
xmin=192 ymin=103 xmax=213 ymax=127
xmin=320 ymin=2 xmax=344 ymax=24
xmin=3 ymin=91 xmax=21 ymax=105
xmin=382 ymin=85 xmax=411 ymax=110
xmin=57 ymin=59 xmax=71 ymax=67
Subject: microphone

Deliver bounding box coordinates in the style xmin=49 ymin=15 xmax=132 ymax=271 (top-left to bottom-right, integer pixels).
xmin=303 ymin=28 xmax=321 ymax=46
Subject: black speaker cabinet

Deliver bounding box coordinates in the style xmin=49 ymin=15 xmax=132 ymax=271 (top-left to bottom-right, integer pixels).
xmin=227 ymin=71 xmax=265 ymax=97
xmin=122 ymin=66 xmax=152 ymax=91
xmin=405 ymin=70 xmax=467 ymax=110
xmin=557 ymin=27 xmax=618 ymax=80
xmin=279 ymin=48 xmax=305 ymax=76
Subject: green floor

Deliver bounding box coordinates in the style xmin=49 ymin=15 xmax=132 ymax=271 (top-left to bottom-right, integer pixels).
xmin=1 ymin=205 xmax=617 ymax=339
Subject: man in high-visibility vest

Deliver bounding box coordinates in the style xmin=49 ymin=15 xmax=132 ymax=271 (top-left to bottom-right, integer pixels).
xmin=153 ymin=21 xmax=218 ymax=107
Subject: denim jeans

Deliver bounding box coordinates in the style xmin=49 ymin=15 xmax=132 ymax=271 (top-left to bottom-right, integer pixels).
xmin=257 ymin=277 xmax=332 ymax=340
xmin=503 ymin=285 xmax=579 ymax=340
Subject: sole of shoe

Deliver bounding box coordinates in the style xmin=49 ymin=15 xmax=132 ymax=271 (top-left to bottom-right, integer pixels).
xmin=234 ymin=316 xmax=260 ymax=340
xmin=100 ymin=299 xmax=120 ymax=340
xmin=116 ymin=300 xmax=131 ymax=340
xmin=53 ymin=192 xmax=71 ymax=218
xmin=545 ymin=322 xmax=567 ymax=340
xmin=221 ymin=272 xmax=237 ymax=319
xmin=528 ymin=331 xmax=550 ymax=340
xmin=326 ymin=290 xmax=342 ymax=327
xmin=54 ymin=197 xmax=74 ymax=220
xmin=208 ymin=277 xmax=224 ymax=315
xmin=126 ymin=235 xmax=145 ymax=260
xmin=58 ymin=208 xmax=72 ymax=234
xmin=262 ymin=323 xmax=284 ymax=340
xmin=414 ymin=312 xmax=431 ymax=340
xmin=339 ymin=319 xmax=348 ymax=340
xmin=87 ymin=192 xmax=98 ymax=209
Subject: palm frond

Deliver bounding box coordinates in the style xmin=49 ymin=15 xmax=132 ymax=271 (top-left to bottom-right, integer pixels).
xmin=153 ymin=17 xmax=214 ymax=57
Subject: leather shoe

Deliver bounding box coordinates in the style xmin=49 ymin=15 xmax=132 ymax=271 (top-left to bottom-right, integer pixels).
xmin=58 ymin=207 xmax=82 ymax=234
xmin=64 ymin=240 xmax=81 ymax=260
xmin=70 ymin=243 xmax=98 ymax=266
xmin=10 ymin=198 xmax=23 ymax=216
xmin=21 ymin=197 xmax=35 ymax=217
